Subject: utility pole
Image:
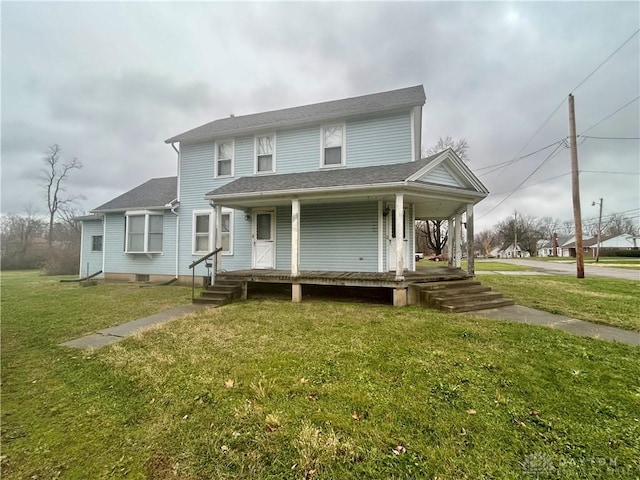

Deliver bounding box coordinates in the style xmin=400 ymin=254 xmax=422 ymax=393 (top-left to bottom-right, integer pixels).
xmin=592 ymin=198 xmax=603 ymax=263
xmin=568 ymin=94 xmax=585 ymax=278
xmin=513 ymin=210 xmax=518 ymax=258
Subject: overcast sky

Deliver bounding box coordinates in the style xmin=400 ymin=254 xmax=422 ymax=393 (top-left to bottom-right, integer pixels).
xmin=2 ymin=1 xmax=639 ymax=233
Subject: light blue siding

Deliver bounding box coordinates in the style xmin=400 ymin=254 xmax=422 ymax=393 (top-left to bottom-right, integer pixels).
xmin=347 ymin=112 xmax=412 ymax=167
xmin=419 ymin=164 xmax=463 ymax=188
xmin=80 ymin=220 xmax=104 ymax=277
xmin=276 ymin=205 xmax=292 ymax=269
xmin=300 ymin=201 xmax=379 ymax=271
xmin=103 ymin=211 xmax=177 ymax=276
xmin=276 ymin=126 xmax=320 ymax=173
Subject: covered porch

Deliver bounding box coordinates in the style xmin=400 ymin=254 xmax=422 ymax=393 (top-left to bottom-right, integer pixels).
xmin=205 ymin=150 xmax=489 ymax=306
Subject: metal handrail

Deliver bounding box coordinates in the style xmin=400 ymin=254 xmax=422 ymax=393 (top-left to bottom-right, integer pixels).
xmin=189 ymin=247 xmax=223 ymax=300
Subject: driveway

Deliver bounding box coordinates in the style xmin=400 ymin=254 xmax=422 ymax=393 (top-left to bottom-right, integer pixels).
xmin=490 ymin=258 xmax=640 ymax=281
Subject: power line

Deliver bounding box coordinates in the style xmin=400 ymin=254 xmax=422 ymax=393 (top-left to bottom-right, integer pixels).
xmin=571 ymin=28 xmax=640 ymax=93
xmin=581 ymin=135 xmax=640 ymax=140
xmin=489 ymin=172 xmax=571 ymax=196
xmin=579 ymin=96 xmax=640 ymax=135
xmin=475 ymin=139 xmax=565 ymax=175
xmin=581 ymin=170 xmax=640 ymax=175
xmin=477 ymin=142 xmax=565 ymax=220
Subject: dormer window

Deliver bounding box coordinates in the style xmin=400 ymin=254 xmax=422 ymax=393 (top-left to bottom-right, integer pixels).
xmin=255 ymin=134 xmax=275 ymax=173
xmin=215 ymin=140 xmax=234 ymax=177
xmin=321 ymin=124 xmax=344 ymax=167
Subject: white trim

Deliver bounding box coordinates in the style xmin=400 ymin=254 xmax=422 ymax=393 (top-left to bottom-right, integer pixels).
xmin=177 ymin=144 xmax=181 ymax=202
xmin=377 ymin=200 xmax=384 ymax=272
xmin=214 ymin=138 xmax=235 ymax=178
xmin=411 ymin=204 xmax=416 ymax=271
xmin=102 ymin=215 xmax=106 ymax=272
xmin=291 ymin=199 xmax=300 ymax=277
xmin=192 ymin=209 xmax=213 ymax=255
xmin=319 ymin=122 xmax=346 ymax=168
xmin=410 ymin=108 xmax=415 ymax=162
xmin=79 ymin=221 xmax=85 ymax=277
xmin=254 ymin=132 xmax=277 ymax=175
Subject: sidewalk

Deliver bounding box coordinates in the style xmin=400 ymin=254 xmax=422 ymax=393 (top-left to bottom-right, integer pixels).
xmin=468 ymin=305 xmax=640 ymax=346
xmin=60 ymin=304 xmax=205 ymax=349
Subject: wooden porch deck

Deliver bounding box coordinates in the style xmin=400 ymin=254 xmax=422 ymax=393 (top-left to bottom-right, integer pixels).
xmin=216 ymin=267 xmax=470 ymax=289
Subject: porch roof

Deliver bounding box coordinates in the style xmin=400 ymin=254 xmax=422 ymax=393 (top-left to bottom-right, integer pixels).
xmin=205 ymin=150 xmax=488 ymax=218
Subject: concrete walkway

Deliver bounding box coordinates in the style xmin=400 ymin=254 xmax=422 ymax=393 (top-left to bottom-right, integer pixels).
xmin=468 ymin=305 xmax=640 ymax=346
xmin=490 ymin=258 xmax=640 ymax=281
xmin=60 ymin=304 xmax=205 ymax=349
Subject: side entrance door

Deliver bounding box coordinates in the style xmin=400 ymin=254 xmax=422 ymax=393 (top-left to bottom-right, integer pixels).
xmin=387 ymin=208 xmax=410 ymax=271
xmin=252 ymin=209 xmax=275 ymax=269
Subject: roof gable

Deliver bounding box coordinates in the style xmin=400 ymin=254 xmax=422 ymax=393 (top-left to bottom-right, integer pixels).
xmin=93 ymin=177 xmax=177 ymax=213
xmin=408 ymin=149 xmax=489 ymax=193
xmin=166 ymin=85 xmax=426 ymax=144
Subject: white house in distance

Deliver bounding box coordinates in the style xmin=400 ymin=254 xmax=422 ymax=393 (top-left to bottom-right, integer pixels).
xmin=79 ymin=85 xmax=489 ymax=305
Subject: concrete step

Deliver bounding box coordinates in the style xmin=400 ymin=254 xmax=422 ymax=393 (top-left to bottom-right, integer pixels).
xmin=424 ymin=284 xmax=492 ymax=299
xmin=205 ymin=284 xmax=240 ymax=293
xmin=440 ymin=298 xmax=516 ymax=313
xmin=193 ymin=297 xmax=229 ymax=306
xmin=200 ymin=290 xmax=236 ymax=300
xmin=432 ymin=291 xmax=504 ymax=308
xmin=414 ymin=279 xmax=482 ymax=291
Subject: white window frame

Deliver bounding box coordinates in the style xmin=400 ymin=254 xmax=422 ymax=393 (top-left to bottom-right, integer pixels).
xmin=192 ymin=210 xmax=213 ymax=255
xmin=254 ymin=133 xmax=276 ymax=174
xmin=319 ymin=123 xmax=346 ymax=168
xmin=91 ymin=235 xmax=103 ymax=252
xmin=124 ymin=210 xmax=164 ymax=254
xmin=214 ymin=139 xmax=234 ymax=178
xmin=219 ymin=208 xmax=234 ymax=256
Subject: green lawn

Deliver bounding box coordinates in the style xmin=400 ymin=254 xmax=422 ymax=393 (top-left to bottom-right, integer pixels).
xmin=479 ymin=275 xmax=640 ymax=332
xmin=416 ymin=260 xmax=534 ymax=272
xmin=2 ymin=271 xmax=639 ymax=479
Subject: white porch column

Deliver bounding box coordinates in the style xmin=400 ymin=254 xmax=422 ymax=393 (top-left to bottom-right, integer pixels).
xmin=466 ymin=204 xmax=475 ymax=275
xmin=454 ymin=212 xmax=462 ymax=268
xmin=447 ymin=217 xmax=453 ymax=267
xmin=291 ymin=199 xmax=302 ymax=302
xmin=395 ymin=193 xmax=405 ymax=281
xmin=215 ymin=205 xmax=222 ymax=273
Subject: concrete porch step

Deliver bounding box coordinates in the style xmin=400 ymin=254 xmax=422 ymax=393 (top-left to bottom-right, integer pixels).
xmin=414 ymin=279 xmax=482 ymax=291
xmin=431 ymin=291 xmax=504 ymax=308
xmin=440 ymin=298 xmax=516 ymax=313
xmin=194 ymin=280 xmax=244 ymax=306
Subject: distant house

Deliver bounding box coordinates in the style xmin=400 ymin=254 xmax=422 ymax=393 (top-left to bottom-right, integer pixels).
xmin=78 ymin=85 xmax=489 ymax=303
xmin=558 ymin=233 xmax=639 ymax=257
xmin=489 ymin=242 xmax=530 ymax=259
xmin=537 ymin=234 xmax=574 ymax=257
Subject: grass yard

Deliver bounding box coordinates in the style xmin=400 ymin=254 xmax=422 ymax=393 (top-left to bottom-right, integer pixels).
xmin=416 ymin=260 xmax=533 ymax=272
xmin=479 ymin=275 xmax=640 ymax=332
xmin=2 ymin=271 xmax=639 ymax=479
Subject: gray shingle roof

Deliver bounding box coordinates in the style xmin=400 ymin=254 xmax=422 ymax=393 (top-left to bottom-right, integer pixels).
xmin=92 ymin=177 xmax=177 ymax=212
xmin=206 ymin=153 xmax=443 ymax=198
xmin=75 ymin=214 xmax=103 ymax=222
xmin=166 ymin=85 xmax=426 ymax=144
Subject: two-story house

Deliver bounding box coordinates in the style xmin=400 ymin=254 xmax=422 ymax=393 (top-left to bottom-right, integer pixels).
xmin=79 ymin=85 xmax=488 ymax=306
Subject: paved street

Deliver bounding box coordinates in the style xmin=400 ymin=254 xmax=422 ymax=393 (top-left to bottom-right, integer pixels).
xmin=489 ymin=258 xmax=640 ymax=281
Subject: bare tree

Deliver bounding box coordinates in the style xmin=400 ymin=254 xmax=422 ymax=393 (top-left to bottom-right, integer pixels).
xmin=423 ymin=136 xmax=470 ymax=162
xmin=416 ymin=220 xmax=448 ymax=255
xmin=475 ymin=229 xmax=497 ymax=257
xmin=496 ymin=213 xmax=545 ymax=256
xmin=0 ymin=205 xmax=47 ymax=269
xmin=41 ymin=145 xmax=83 ymax=246
xmin=603 ymin=214 xmax=639 ymax=237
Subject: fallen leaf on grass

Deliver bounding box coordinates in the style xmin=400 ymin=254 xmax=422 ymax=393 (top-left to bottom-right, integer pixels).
xmin=352 ymin=411 xmax=361 ymax=421
xmin=300 ymin=377 xmax=309 ymax=384
xmin=467 ymin=409 xmax=477 ymax=415
xmin=224 ymin=379 xmax=235 ymax=388
xmin=392 ymin=445 xmax=407 ymax=455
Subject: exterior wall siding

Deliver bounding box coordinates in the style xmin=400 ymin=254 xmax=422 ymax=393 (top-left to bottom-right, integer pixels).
xmin=420 ymin=165 xmax=462 ymax=188
xmin=346 ymin=112 xmax=412 ymax=167
xmin=103 ymin=211 xmax=177 ymax=276
xmin=80 ymin=220 xmax=104 ymax=277
xmin=300 ymin=201 xmax=379 ymax=272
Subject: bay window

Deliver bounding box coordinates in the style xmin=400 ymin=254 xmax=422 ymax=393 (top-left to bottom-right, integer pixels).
xmin=125 ymin=212 xmax=163 ymax=253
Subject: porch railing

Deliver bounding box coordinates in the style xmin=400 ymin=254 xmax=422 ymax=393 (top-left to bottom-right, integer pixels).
xmin=188 ymin=247 xmax=223 ymax=301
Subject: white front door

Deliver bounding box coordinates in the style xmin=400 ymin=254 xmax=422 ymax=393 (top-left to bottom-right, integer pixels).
xmin=388 ymin=208 xmax=410 ymax=271
xmin=253 ymin=210 xmax=275 ymax=269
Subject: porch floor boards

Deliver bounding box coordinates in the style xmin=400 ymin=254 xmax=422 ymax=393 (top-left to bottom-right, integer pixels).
xmin=216 ymin=267 xmax=469 ymax=288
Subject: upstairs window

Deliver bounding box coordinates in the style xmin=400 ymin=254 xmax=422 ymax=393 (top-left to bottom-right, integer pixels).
xmin=322 ymin=124 xmax=344 ymax=167
xmin=215 ymin=140 xmax=233 ymax=177
xmin=255 ymin=134 xmax=275 ymax=173
xmin=125 ymin=212 xmax=163 ymax=253
xmin=91 ymin=235 xmax=103 ymax=252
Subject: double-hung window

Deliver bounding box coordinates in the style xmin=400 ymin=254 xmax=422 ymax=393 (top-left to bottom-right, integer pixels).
xmin=193 ymin=212 xmax=212 ymax=254
xmin=255 ymin=134 xmax=275 ymax=173
xmin=321 ymin=124 xmax=344 ymax=167
xmin=215 ymin=140 xmax=233 ymax=177
xmin=220 ymin=210 xmax=232 ymax=254
xmin=125 ymin=212 xmax=163 ymax=253
xmin=91 ymin=235 xmax=103 ymax=252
